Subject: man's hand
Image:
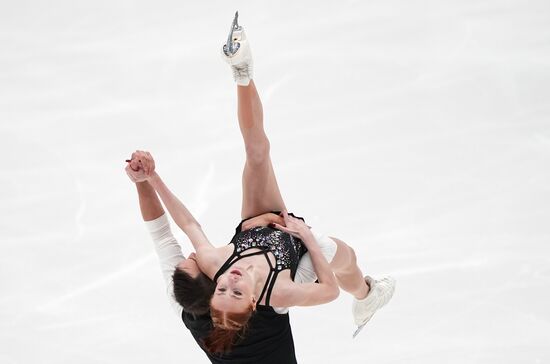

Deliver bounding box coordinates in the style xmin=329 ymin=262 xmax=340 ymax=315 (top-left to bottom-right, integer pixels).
xmin=125 ymin=164 xmax=148 ymax=183
xmin=125 ymin=150 xmax=156 ymax=183
xmin=241 ymin=212 xmax=285 ymax=231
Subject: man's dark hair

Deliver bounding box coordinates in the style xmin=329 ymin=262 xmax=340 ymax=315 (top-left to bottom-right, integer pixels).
xmin=172 ymin=267 xmax=216 ymax=315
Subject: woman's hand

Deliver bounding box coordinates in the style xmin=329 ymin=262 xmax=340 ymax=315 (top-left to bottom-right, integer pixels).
xmin=241 ymin=212 xmax=284 ymax=231
xmin=270 ymin=210 xmax=314 ymax=243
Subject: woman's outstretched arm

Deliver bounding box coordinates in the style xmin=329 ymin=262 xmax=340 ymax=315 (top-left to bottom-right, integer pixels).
xmin=127 ymin=151 xmax=215 ymax=253
xmin=148 ymin=172 xmax=218 ymax=255
xmin=271 ymin=211 xmax=340 ymax=306
xmin=147 ymin=173 xmax=200 ymax=230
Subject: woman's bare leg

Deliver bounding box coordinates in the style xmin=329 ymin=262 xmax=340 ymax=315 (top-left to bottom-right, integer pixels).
xmin=237 ymin=81 xmax=287 ymax=219
xmin=328 ymin=237 xmax=370 ymax=300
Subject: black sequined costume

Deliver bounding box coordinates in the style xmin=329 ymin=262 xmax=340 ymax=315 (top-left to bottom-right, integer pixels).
xmin=183 ymin=212 xmax=306 ymax=363
xmin=214 ymin=220 xmax=308 ymax=307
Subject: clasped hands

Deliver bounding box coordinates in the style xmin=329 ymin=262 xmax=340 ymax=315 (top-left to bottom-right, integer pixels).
xmin=125 ymin=150 xmax=156 ymax=183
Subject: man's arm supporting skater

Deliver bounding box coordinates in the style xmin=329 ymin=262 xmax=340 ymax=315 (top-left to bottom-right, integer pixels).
xmin=132 ymin=175 xmax=185 ymax=315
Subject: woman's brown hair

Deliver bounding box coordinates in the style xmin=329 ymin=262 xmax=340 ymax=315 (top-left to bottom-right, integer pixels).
xmin=203 ymin=305 xmax=255 ymax=353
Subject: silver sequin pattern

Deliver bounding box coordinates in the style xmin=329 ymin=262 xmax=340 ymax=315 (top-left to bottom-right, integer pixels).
xmin=233 ymin=226 xmax=306 ymax=272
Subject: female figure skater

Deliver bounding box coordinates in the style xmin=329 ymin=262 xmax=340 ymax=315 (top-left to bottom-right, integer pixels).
xmin=128 ymin=170 xmax=306 ymax=363
xmin=126 ymin=13 xmax=395 ymax=355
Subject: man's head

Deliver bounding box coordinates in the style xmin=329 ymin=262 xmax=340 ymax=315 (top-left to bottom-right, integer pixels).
xmin=172 ymin=254 xmax=216 ymax=315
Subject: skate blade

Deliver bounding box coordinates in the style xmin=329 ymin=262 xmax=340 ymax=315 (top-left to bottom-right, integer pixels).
xmin=352 ymin=323 xmax=367 ymax=338
xmin=224 ymin=11 xmax=241 ymax=56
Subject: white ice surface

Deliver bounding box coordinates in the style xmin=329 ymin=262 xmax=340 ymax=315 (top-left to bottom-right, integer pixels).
xmin=1 ymin=1 xmax=549 ymax=363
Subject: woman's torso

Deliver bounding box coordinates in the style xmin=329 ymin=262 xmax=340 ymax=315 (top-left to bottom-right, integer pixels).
xmin=213 ymin=225 xmax=308 ymax=306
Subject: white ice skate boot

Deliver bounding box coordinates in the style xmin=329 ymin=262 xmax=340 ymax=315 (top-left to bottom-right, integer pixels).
xmin=221 ymin=11 xmax=253 ymax=86
xmin=352 ymin=276 xmax=396 ymax=338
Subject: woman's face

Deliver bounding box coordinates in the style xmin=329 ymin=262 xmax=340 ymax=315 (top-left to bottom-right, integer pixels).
xmin=211 ymin=265 xmax=256 ymax=312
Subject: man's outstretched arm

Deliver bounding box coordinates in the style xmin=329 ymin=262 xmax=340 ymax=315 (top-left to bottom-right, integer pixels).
xmin=136 ymin=180 xmax=164 ymax=221
xmin=133 ymin=179 xmax=185 ymax=315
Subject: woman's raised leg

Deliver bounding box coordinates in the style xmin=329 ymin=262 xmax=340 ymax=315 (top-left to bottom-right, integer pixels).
xmin=237 ymin=81 xmax=287 ymax=219
xmin=221 ymin=20 xmax=286 ymax=220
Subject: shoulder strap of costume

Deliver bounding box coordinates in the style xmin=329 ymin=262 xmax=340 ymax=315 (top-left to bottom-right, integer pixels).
xmin=238 ymin=250 xmax=267 ymax=259
xmin=264 ymin=270 xmax=280 ymax=306
xmin=257 ymin=251 xmax=276 ymax=304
